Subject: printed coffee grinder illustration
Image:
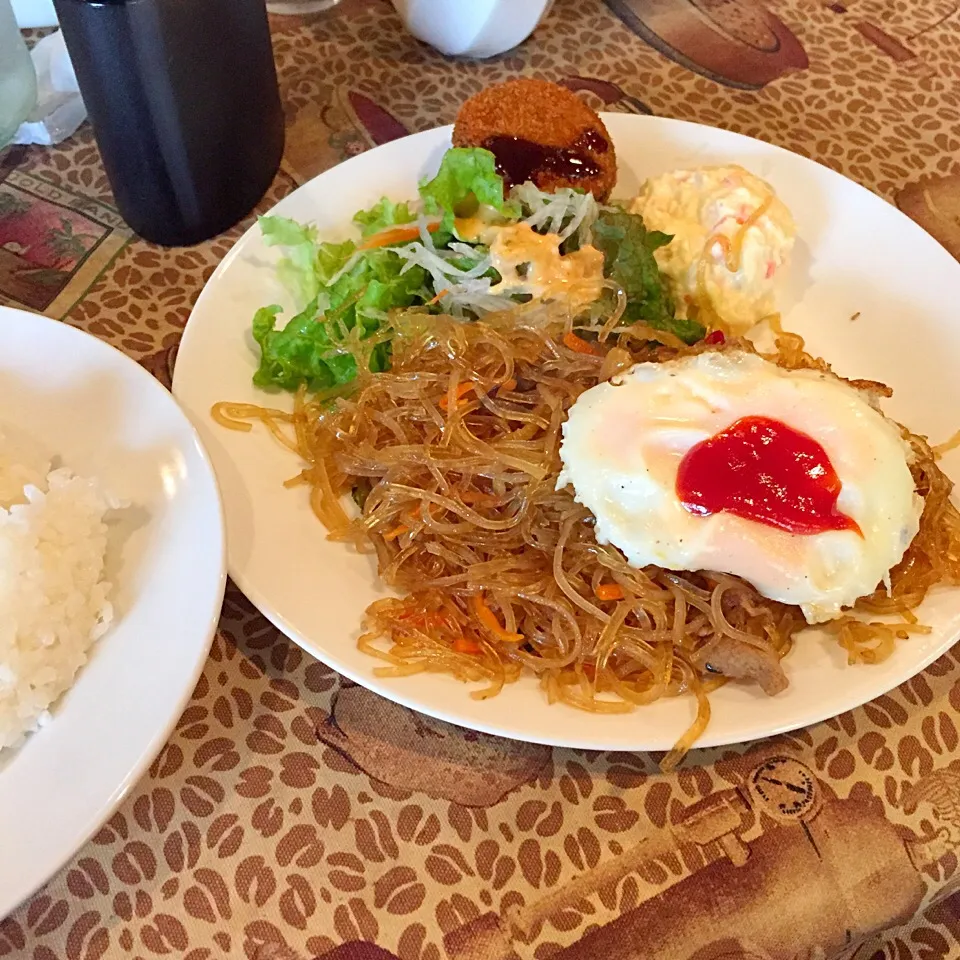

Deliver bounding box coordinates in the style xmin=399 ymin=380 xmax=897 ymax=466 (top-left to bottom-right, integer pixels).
xmin=444 ymin=752 xmax=957 ymax=960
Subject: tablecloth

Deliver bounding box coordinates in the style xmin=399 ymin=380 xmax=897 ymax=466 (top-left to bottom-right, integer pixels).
xmin=3 ymin=0 xmax=960 ymax=956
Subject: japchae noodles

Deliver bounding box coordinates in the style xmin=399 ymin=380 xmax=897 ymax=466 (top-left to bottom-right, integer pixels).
xmin=214 ymin=305 xmax=960 ymax=768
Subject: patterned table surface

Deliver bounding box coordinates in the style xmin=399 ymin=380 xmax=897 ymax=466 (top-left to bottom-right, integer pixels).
xmin=3 ymin=0 xmax=960 ymax=957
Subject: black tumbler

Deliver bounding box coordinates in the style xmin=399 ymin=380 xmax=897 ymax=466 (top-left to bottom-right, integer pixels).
xmin=53 ymin=0 xmax=285 ymax=246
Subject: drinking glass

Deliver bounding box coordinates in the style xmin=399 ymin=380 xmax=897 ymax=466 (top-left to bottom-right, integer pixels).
xmin=0 ymin=0 xmax=36 ymax=148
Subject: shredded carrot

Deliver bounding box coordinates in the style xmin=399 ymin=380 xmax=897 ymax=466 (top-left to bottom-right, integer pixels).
xmin=439 ymin=382 xmax=475 ymax=411
xmin=382 ymin=524 xmax=409 ymax=541
xmin=499 ymin=378 xmax=517 ymax=392
xmin=453 ymin=636 xmax=482 ymax=655
xmin=710 ymin=233 xmax=732 ymax=266
xmin=358 ymin=220 xmax=441 ymax=250
xmin=471 ymin=593 xmax=523 ymax=643
xmin=404 ymin=501 xmax=439 ymax=522
xmin=427 ymin=288 xmax=450 ymax=306
xmin=728 ymin=194 xmax=772 ymax=270
xmin=705 ymin=194 xmax=773 ymax=274
xmin=594 ymin=583 xmax=625 ymax=601
xmin=563 ymin=331 xmax=600 ymax=356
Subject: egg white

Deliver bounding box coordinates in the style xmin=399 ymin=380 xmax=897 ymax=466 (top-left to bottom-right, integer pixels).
xmin=556 ymin=351 xmax=922 ymax=623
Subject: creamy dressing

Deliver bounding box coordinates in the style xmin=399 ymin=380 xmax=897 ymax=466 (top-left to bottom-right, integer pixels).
xmin=455 ymin=220 xmax=606 ymax=312
xmin=453 ymin=215 xmax=488 ymax=243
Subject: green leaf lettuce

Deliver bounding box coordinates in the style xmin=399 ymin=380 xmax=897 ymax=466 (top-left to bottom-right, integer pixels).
xmin=591 ymin=209 xmax=704 ymax=345
xmin=418 ymin=147 xmax=516 ymax=233
xmin=249 ymin=239 xmax=427 ymax=392
xmin=352 ymin=197 xmax=416 ymax=238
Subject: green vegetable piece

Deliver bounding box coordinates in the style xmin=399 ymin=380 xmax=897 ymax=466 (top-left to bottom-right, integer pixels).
xmin=249 ymin=242 xmax=428 ymax=394
xmin=353 ymin=197 xmax=416 ymax=238
xmin=351 ymin=479 xmax=373 ymax=509
xmin=315 ymin=239 xmax=357 ymax=286
xmin=592 ymin=209 xmax=705 ymax=344
xmin=252 ymin=301 xmax=358 ymax=393
xmin=258 ymin=215 xmax=322 ymax=306
xmin=419 ymin=147 xmax=515 ymax=233
xmin=258 ymin=215 xmax=359 ymax=305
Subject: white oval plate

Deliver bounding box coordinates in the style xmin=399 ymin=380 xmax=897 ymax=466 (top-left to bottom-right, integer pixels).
xmin=0 ymin=307 xmax=225 ymax=919
xmin=173 ymin=115 xmax=960 ymax=755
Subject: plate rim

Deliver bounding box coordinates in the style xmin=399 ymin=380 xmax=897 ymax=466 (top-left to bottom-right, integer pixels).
xmin=0 ymin=305 xmax=228 ymax=919
xmin=173 ymin=113 xmax=960 ymax=754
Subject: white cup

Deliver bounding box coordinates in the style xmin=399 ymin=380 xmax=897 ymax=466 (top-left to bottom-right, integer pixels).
xmin=390 ymin=0 xmax=555 ymax=59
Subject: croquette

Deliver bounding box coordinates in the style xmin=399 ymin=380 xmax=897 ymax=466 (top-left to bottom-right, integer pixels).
xmin=452 ymin=78 xmax=617 ymax=202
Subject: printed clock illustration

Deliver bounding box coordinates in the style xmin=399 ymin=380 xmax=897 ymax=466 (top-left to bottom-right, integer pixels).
xmin=748 ymin=755 xmax=821 ymax=820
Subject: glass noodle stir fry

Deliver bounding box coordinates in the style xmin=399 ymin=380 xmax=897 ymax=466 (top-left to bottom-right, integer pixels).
xmin=217 ymin=308 xmax=960 ymax=769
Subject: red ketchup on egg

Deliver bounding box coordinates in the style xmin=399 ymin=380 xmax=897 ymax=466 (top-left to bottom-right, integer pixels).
xmin=675 ymin=416 xmax=862 ymax=536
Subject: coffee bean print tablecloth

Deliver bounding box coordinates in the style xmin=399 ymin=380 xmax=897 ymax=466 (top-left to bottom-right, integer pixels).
xmin=3 ymin=0 xmax=960 ymax=957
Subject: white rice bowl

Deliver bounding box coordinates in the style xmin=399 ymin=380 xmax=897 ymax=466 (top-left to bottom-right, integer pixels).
xmin=0 ymin=432 xmax=114 ymax=750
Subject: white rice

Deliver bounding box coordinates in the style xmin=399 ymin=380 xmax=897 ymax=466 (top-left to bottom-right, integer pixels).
xmin=0 ymin=432 xmax=114 ymax=751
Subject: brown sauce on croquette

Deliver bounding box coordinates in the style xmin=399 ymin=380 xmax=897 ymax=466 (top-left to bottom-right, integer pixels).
xmin=453 ymin=79 xmax=617 ymax=201
xmin=483 ymin=131 xmax=608 ymax=189
xmin=574 ymin=129 xmax=609 ymax=154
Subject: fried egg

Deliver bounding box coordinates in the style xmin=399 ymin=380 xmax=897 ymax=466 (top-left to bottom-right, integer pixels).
xmin=630 ymin=165 xmax=795 ymax=335
xmin=556 ymin=351 xmax=922 ymax=623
